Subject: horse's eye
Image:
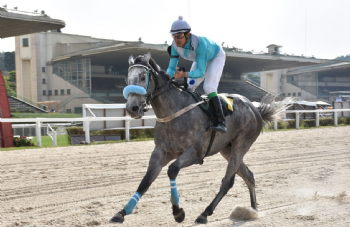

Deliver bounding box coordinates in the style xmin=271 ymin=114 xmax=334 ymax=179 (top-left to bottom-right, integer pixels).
xmin=141 ymin=76 xmax=146 ymax=82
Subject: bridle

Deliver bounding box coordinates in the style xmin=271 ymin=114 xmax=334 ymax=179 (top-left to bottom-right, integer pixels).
xmin=123 ymin=62 xmax=173 ymax=110
xmin=123 ymin=61 xmax=205 ymax=123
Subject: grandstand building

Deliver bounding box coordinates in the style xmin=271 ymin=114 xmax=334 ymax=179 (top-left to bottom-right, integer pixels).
xmin=15 ymin=32 xmax=328 ymax=114
xmin=260 ymin=61 xmax=350 ymax=102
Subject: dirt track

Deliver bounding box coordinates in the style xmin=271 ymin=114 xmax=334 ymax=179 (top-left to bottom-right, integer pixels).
xmin=1 ymin=126 xmax=350 ymax=227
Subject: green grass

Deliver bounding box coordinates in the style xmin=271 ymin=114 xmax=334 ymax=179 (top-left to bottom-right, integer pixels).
xmin=32 ymin=135 xmax=71 ymax=147
xmin=0 ymin=136 xmax=154 ymax=151
xmin=11 ymin=113 xmax=82 ymax=118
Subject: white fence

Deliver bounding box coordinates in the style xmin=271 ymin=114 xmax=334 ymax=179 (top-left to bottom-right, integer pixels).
xmin=270 ymin=109 xmax=350 ymax=130
xmin=1 ymin=109 xmax=349 ymax=147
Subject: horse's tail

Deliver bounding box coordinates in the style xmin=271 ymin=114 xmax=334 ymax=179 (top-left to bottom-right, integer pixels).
xmin=257 ymin=94 xmax=292 ymax=124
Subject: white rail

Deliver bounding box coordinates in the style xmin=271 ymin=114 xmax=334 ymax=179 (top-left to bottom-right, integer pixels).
xmin=1 ymin=109 xmax=349 ymax=147
xmin=0 ymin=116 xmax=157 ymax=146
xmin=273 ymin=109 xmax=350 ymax=130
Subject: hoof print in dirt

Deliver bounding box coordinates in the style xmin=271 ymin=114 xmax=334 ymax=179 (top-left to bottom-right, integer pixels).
xmin=110 ymin=210 xmax=125 ymax=223
xmin=172 ymin=205 xmax=185 ymax=223
xmin=195 ymin=214 xmax=208 ymax=224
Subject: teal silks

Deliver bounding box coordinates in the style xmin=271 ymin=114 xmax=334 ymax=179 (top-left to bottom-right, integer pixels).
xmin=123 ymin=65 xmax=150 ymax=99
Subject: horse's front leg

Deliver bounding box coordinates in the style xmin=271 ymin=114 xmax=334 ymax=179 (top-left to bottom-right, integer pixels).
xmin=110 ymin=148 xmax=170 ymax=223
xmin=167 ymin=146 xmax=200 ymax=223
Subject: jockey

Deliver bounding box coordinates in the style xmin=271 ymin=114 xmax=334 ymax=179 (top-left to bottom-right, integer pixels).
xmin=166 ymin=16 xmax=227 ymax=133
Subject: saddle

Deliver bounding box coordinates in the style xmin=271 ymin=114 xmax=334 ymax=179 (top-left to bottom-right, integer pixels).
xmin=183 ymin=90 xmax=235 ymax=127
xmin=170 ymin=68 xmax=234 ymax=126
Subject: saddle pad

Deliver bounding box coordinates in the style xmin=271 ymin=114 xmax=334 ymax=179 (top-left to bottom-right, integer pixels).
xmin=218 ymin=94 xmax=234 ymax=112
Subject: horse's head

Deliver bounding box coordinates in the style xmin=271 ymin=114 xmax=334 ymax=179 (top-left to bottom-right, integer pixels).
xmin=124 ymin=51 xmax=158 ymax=119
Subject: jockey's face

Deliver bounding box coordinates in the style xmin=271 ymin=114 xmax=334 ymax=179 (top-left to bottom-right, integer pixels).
xmin=173 ymin=32 xmax=190 ymax=47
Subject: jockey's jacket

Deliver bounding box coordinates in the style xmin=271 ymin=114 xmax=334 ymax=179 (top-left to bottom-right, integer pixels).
xmin=166 ymin=34 xmax=220 ymax=79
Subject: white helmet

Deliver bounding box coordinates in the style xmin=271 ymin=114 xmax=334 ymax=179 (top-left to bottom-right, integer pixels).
xmin=170 ymin=16 xmax=191 ymax=34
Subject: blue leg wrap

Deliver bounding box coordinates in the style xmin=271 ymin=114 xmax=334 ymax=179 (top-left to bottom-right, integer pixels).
xmin=170 ymin=179 xmax=179 ymax=206
xmin=124 ymin=192 xmax=142 ymax=215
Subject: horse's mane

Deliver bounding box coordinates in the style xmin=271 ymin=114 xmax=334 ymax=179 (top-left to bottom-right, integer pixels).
xmin=134 ymin=55 xmax=169 ymax=81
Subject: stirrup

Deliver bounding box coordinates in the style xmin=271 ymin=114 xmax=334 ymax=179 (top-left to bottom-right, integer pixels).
xmin=211 ymin=124 xmax=227 ymax=133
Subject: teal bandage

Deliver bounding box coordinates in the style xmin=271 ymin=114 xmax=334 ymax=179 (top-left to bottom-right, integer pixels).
xmin=170 ymin=179 xmax=179 ymax=205
xmin=124 ymin=192 xmax=142 ymax=215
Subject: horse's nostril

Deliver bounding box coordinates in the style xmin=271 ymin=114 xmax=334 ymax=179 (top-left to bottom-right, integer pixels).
xmin=132 ymin=106 xmax=139 ymax=112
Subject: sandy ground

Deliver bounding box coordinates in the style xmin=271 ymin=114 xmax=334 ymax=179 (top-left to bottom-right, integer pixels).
xmin=1 ymin=126 xmax=350 ymax=227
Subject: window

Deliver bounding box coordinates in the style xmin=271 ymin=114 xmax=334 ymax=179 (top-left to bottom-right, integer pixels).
xmin=67 ymin=89 xmax=71 ymax=95
xmin=282 ymin=93 xmax=285 ymax=96
xmin=42 ymin=67 xmax=45 ymax=72
xmin=66 ymin=109 xmax=72 ymax=113
xmin=293 ymin=93 xmax=296 ymax=96
xmin=48 ymin=90 xmax=52 ymax=96
xmin=54 ymin=90 xmax=58 ymax=96
xmin=298 ymin=92 xmax=301 ymax=96
xmin=43 ymin=90 xmax=46 ymax=96
xmin=60 ymin=89 xmax=64 ymax=95
xmin=23 ymin=38 xmax=29 ymax=47
xmin=75 ymin=107 xmax=83 ymax=114
xmin=287 ymin=93 xmax=291 ymax=96
xmin=42 ymin=79 xmax=46 ymax=84
xmin=287 ymin=76 xmax=294 ymax=83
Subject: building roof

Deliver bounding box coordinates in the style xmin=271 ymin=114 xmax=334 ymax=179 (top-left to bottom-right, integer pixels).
xmin=0 ymin=8 xmax=65 ymax=38
xmin=287 ymin=61 xmax=350 ymax=75
xmin=50 ymin=39 xmax=329 ymax=77
xmin=266 ymin=44 xmax=282 ymax=48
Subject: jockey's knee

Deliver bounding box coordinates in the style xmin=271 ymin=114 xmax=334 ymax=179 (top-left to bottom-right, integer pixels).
xmin=167 ymin=163 xmax=180 ymax=179
xmin=204 ymin=86 xmax=217 ymax=95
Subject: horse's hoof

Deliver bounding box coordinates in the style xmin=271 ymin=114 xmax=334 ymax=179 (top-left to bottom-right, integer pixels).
xmin=173 ymin=205 xmax=185 ymax=223
xmin=195 ymin=214 xmax=208 ymax=224
xmin=110 ymin=210 xmax=125 ymax=223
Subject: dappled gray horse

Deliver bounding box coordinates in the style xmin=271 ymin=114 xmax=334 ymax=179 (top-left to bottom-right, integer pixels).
xmin=110 ymin=51 xmax=288 ymax=224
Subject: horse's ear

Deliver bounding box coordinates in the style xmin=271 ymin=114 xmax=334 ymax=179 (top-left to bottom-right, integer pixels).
xmin=144 ymin=50 xmax=151 ymax=63
xmin=128 ymin=55 xmax=134 ymax=65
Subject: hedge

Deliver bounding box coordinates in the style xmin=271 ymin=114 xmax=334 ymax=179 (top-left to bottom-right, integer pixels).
xmin=266 ymin=117 xmax=350 ymax=129
xmin=66 ymin=127 xmax=154 ymax=144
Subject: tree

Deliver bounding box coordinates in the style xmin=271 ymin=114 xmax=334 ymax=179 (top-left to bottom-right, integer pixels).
xmin=4 ymin=51 xmax=15 ymax=71
xmin=335 ymin=54 xmax=350 ymax=61
xmin=8 ymin=70 xmax=16 ymax=82
xmin=0 ymin=52 xmax=6 ymax=71
xmin=3 ymin=74 xmax=16 ymax=96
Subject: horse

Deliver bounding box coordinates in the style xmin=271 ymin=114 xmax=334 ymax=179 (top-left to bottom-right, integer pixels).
xmin=110 ymin=51 xmax=288 ymax=224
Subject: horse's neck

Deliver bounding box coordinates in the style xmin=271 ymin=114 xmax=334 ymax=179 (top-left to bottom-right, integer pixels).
xmin=150 ymin=80 xmax=192 ymax=119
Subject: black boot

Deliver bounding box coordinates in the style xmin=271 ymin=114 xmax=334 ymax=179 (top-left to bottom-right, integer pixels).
xmin=210 ymin=96 xmax=227 ymax=133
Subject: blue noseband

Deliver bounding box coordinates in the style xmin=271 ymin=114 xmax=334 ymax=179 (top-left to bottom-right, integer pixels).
xmin=123 ymin=85 xmax=147 ymax=99
xmin=123 ymin=64 xmax=150 ymax=99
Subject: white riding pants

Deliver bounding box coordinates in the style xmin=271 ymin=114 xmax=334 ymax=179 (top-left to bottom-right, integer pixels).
xmin=188 ymin=47 xmax=225 ymax=94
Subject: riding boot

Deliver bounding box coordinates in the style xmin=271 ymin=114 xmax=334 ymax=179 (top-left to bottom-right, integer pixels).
xmin=210 ymin=96 xmax=227 ymax=133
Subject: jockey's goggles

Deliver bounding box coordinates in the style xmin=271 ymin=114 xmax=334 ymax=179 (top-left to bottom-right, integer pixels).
xmin=172 ymin=33 xmax=185 ymax=40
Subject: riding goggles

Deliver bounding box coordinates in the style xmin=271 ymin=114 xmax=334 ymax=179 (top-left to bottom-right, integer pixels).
xmin=172 ymin=33 xmax=185 ymax=40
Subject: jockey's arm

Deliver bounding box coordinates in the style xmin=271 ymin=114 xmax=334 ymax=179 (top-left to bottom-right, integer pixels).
xmin=166 ymin=46 xmax=179 ymax=78
xmin=188 ymin=40 xmax=207 ymax=79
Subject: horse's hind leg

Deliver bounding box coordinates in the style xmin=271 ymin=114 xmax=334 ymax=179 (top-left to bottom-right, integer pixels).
xmin=221 ymin=144 xmax=258 ymax=211
xmin=237 ymin=162 xmax=257 ymax=210
xmin=196 ymin=137 xmax=252 ymax=224
xmin=110 ymin=148 xmax=170 ymax=223
xmin=167 ymin=146 xmax=200 ymax=223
